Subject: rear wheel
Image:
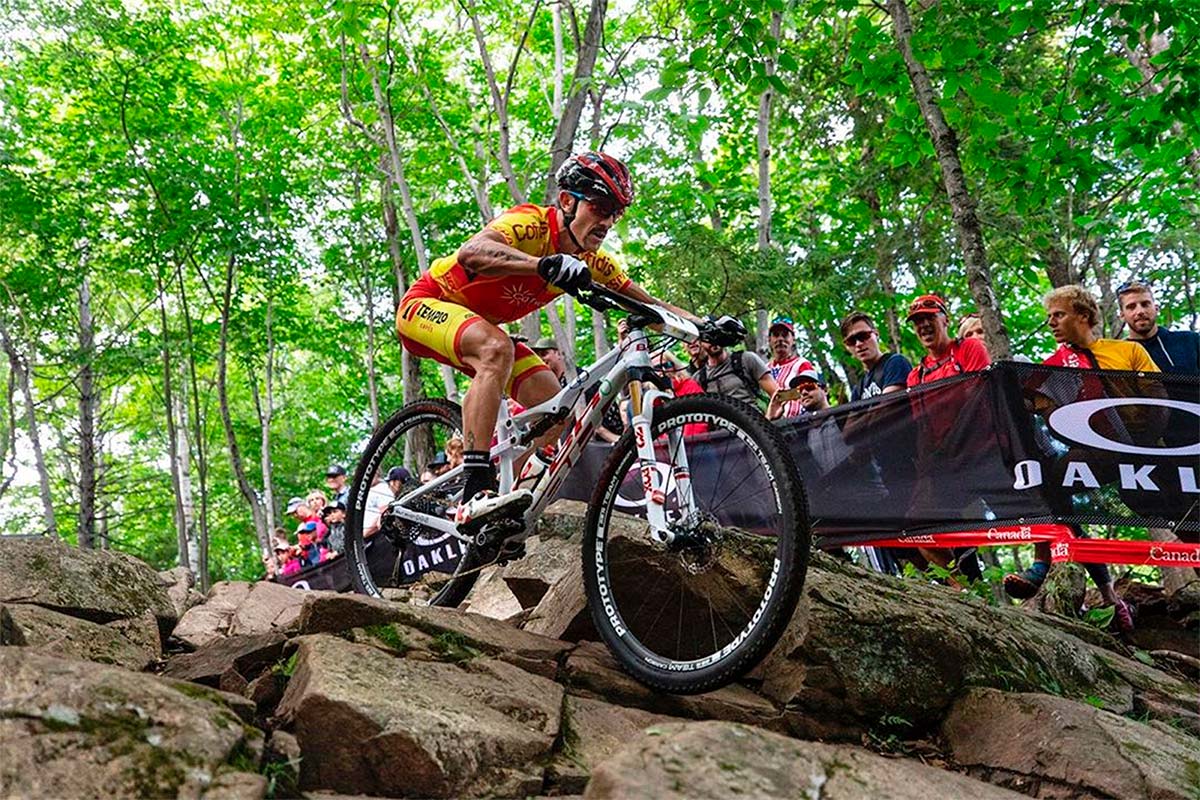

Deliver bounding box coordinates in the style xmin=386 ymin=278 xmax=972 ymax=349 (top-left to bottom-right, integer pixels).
xmin=345 ymin=399 xmax=481 ymax=605
xmin=582 ymin=393 xmax=809 ymax=694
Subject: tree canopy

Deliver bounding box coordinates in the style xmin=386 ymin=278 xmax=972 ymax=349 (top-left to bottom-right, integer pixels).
xmin=1 ymin=0 xmax=1195 ymax=583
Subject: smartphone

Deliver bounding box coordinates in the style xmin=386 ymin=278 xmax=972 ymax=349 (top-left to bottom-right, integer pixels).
xmin=775 ymin=387 xmax=804 ymax=403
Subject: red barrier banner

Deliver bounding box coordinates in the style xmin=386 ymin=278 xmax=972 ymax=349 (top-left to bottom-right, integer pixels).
xmin=849 ymin=524 xmax=1200 ymax=568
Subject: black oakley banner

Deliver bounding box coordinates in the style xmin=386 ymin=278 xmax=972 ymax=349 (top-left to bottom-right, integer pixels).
xmin=558 ymin=363 xmax=1199 ymax=543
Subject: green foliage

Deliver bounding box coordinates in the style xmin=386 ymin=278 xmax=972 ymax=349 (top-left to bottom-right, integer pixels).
xmin=0 ymin=0 xmax=1195 ymax=585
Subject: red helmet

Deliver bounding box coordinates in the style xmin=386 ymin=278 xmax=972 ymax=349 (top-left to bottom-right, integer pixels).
xmin=555 ymin=152 xmax=634 ymax=208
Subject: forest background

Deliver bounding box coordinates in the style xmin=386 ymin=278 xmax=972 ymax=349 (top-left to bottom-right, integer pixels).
xmin=0 ymin=0 xmax=1196 ymax=589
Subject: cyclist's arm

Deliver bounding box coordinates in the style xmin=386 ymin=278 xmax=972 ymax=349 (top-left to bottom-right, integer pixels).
xmin=618 ymin=281 xmax=702 ymax=323
xmin=456 ymin=229 xmax=540 ymax=276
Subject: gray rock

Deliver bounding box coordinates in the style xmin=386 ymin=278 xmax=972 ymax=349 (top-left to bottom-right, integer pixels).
xmin=164 ymin=632 xmax=288 ymax=686
xmin=275 ymin=634 xmax=564 ymax=797
xmin=500 ymin=534 xmax=577 ymax=609
xmin=0 ymin=536 xmax=175 ymax=635
xmin=296 ymin=591 xmax=572 ymax=679
xmin=0 ymin=648 xmax=265 ymax=798
xmin=1 ymin=604 xmax=161 ymax=670
xmin=564 ymin=641 xmax=786 ymax=731
xmin=583 ymin=720 xmax=1026 ymax=799
xmin=173 ymin=581 xmax=308 ymax=649
xmin=160 ymin=566 xmax=202 ymax=620
xmin=462 ymin=566 xmax=524 ymax=621
xmin=943 ymin=688 xmax=1200 ymax=800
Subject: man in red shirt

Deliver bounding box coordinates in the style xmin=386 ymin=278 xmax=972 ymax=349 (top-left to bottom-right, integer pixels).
xmin=905 ymin=293 xmax=990 ymax=583
xmin=906 ymin=294 xmax=990 ymax=387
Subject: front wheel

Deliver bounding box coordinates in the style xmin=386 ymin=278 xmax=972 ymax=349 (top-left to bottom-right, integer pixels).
xmin=582 ymin=393 xmax=809 ymax=694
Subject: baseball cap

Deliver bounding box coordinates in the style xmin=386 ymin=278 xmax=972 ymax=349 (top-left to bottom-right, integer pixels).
xmin=325 ymin=464 xmax=347 ymax=477
xmin=428 ymin=452 xmax=449 ymax=468
xmin=768 ymin=317 xmax=795 ymax=335
xmin=284 ymin=496 xmax=305 ymax=514
xmin=789 ymin=368 xmax=825 ymax=388
xmin=906 ymin=294 xmax=948 ymax=321
xmin=386 ymin=466 xmax=411 ymax=483
xmin=531 ymin=337 xmax=558 ymax=352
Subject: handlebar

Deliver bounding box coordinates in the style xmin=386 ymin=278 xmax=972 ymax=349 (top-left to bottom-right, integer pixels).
xmin=573 ymin=284 xmax=745 ymax=347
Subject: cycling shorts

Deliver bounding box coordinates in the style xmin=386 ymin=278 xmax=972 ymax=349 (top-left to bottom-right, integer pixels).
xmin=396 ymin=294 xmax=550 ymax=398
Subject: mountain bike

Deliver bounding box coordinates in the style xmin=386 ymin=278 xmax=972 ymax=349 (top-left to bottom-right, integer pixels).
xmin=344 ymin=285 xmax=810 ymax=694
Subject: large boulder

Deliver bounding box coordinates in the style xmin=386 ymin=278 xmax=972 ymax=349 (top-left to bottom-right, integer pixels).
xmin=295 ymin=591 xmax=572 ymax=679
xmin=173 ymin=581 xmax=308 ymax=650
xmin=163 ymin=632 xmax=288 ymax=689
xmin=754 ymin=552 xmax=1200 ymax=739
xmin=0 ymin=648 xmax=265 ymax=798
xmin=0 ymin=603 xmax=160 ymax=671
xmin=943 ymin=688 xmax=1200 ymax=800
xmin=583 ymin=720 xmax=1026 ymax=799
xmin=275 ymin=634 xmax=564 ymax=798
xmin=160 ymin=566 xmax=205 ymax=620
xmin=500 ymin=534 xmax=577 ymax=609
xmin=0 ymin=536 xmax=175 ymax=635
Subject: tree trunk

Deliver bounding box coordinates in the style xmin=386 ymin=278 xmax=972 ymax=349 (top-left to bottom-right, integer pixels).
xmin=887 ymin=0 xmax=1011 ymax=360
xmin=177 ymin=265 xmax=210 ymax=589
xmin=546 ymin=299 xmax=577 ymax=379
xmin=76 ymin=276 xmax=98 ymax=549
xmin=0 ymin=324 xmax=57 ymax=538
xmin=463 ymin=0 xmax=526 ymax=203
xmin=545 ymin=0 xmax=609 ymax=197
xmin=593 ymin=307 xmax=610 ymax=357
xmin=217 ymin=252 xmax=270 ymax=553
xmin=552 ymin=0 xmax=565 ymax=119
xmin=253 ymin=296 xmax=277 ymax=535
xmin=753 ymin=12 xmax=782 ymax=356
xmin=156 ymin=264 xmax=190 ymax=569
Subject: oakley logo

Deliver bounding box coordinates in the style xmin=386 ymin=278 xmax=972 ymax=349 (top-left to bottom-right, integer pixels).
xmin=1047 ymin=398 xmax=1200 ymax=457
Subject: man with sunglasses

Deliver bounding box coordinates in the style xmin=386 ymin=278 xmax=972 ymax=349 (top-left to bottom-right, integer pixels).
xmin=396 ymin=152 xmax=700 ymax=529
xmin=841 ymin=312 xmax=911 ymax=402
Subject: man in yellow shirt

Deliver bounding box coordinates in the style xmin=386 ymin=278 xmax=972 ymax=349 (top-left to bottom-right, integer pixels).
xmin=1005 ymin=286 xmax=1160 ymax=634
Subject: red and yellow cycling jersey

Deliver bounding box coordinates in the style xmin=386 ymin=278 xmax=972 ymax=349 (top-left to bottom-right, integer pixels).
xmin=397 ymin=204 xmax=633 ymax=398
xmin=406 ymin=204 xmax=632 ymax=324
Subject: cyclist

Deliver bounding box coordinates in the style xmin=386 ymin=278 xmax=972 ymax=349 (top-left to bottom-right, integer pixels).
xmin=395 ymin=152 xmax=700 ymax=530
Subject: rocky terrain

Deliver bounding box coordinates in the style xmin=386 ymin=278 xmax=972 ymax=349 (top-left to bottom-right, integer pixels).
xmin=1 ymin=501 xmax=1197 ymax=799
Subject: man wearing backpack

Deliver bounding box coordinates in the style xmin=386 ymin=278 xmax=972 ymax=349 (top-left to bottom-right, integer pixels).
xmin=695 ymin=336 xmax=778 ymax=408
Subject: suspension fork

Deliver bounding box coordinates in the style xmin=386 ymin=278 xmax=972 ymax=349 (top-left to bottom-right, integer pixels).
xmin=629 ymin=381 xmax=694 ymax=545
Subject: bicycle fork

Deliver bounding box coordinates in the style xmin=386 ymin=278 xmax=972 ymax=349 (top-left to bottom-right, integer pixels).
xmin=628 ymin=380 xmax=698 ymax=546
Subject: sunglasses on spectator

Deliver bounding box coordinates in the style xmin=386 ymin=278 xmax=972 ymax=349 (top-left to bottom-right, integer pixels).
xmin=794 ymin=381 xmax=821 ymax=392
xmin=843 ymin=330 xmax=875 ymax=346
xmin=567 ymin=191 xmax=625 ymax=221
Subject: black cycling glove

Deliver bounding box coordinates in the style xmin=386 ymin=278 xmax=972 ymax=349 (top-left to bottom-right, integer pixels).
xmin=537 ymin=253 xmax=592 ymax=295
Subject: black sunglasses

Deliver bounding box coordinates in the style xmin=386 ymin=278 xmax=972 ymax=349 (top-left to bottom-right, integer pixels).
xmin=843 ymin=330 xmax=875 ymax=346
xmin=568 ymin=191 xmax=625 ymax=220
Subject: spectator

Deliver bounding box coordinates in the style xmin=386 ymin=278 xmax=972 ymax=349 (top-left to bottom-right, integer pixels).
xmin=422 ymin=452 xmax=451 ymax=483
xmin=765 ymin=317 xmax=815 ymax=419
xmin=325 ymin=464 xmax=350 ymax=507
xmin=531 ymin=337 xmax=568 ymax=385
xmin=684 ymin=340 xmax=705 ymax=375
xmin=286 ymin=496 xmax=326 ymax=568
xmin=957 ymin=313 xmax=984 ymax=344
xmin=362 ymin=466 xmax=412 ymax=538
xmin=905 ymin=293 xmax=989 ymax=584
xmin=839 ymin=310 xmax=916 ymax=575
xmin=321 ymin=501 xmax=346 ymax=554
xmin=445 ymin=435 xmax=465 ymax=469
xmin=841 ymin=311 xmax=912 ymax=401
xmin=1117 ymin=280 xmax=1199 ymax=375
xmin=694 ymin=336 xmax=778 ymax=408
xmin=655 ymin=350 xmax=707 ymax=435
xmin=1004 ymin=286 xmax=1158 ymax=633
xmin=906 ymin=294 xmax=990 ymax=387
xmin=1118 ymin=279 xmax=1200 ymax=586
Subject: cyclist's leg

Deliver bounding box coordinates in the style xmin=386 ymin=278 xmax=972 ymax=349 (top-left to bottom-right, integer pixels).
xmin=512 ymin=358 xmax=565 ymax=451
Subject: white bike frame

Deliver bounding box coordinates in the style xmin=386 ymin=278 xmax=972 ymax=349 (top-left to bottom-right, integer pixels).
xmin=386 ymin=305 xmax=702 ymax=548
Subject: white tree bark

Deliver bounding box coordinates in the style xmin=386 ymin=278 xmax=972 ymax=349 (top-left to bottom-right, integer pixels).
xmin=0 ymin=324 xmax=57 ymax=538
xmin=754 ymin=12 xmax=782 ymax=355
